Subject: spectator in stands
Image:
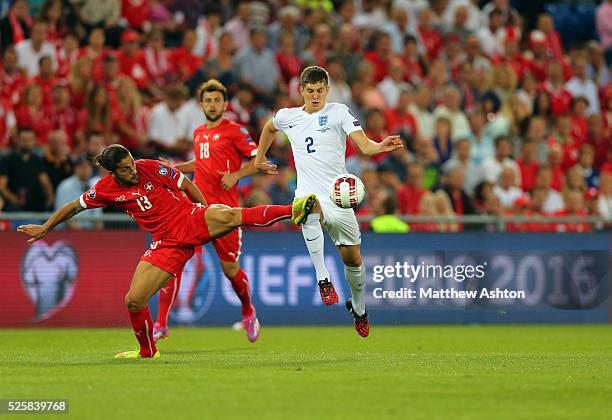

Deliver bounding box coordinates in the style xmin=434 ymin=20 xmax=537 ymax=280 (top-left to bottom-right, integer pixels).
xmin=378 ymin=57 xmax=410 ymax=108
xmin=442 ymin=166 xmax=475 ymax=217
xmin=54 ymin=154 xmax=102 ymax=229
xmin=0 ymin=0 xmax=31 ymax=50
xmin=115 ymin=77 xmax=146 ymax=153
xmin=565 ymin=57 xmax=600 ymax=116
xmin=146 ymin=84 xmax=190 ymax=157
xmin=16 ymin=19 xmax=57 ymax=77
xmin=443 ymin=137 xmax=478 ymax=195
xmin=80 ymin=27 xmax=108 ymax=79
xmin=0 ymin=95 xmax=16 ymax=151
xmin=326 ymin=58 xmax=351 ymax=105
xmin=432 ymin=116 xmax=453 ymax=165
xmin=546 ymin=143 xmax=565 ymax=192
xmin=543 ymin=61 xmax=572 ymax=116
xmin=117 ymin=30 xmax=149 ymax=90
xmin=564 ymin=165 xmax=587 ymax=196
xmin=43 ymin=130 xmax=72 ymax=190
xmin=268 ymin=5 xmax=304 ymax=51
xmin=534 ymin=164 xmax=564 ymax=213
xmin=33 ymin=56 xmax=57 ymax=108
xmin=397 ymin=162 xmax=426 ymax=215
xmin=585 ymin=41 xmax=610 ymax=86
xmin=434 ymin=85 xmax=471 ymax=140
xmin=56 ymin=32 xmax=79 ymax=79
xmin=301 ymin=22 xmax=333 ymax=68
xmin=0 ymin=47 xmax=26 ymax=107
xmin=47 ymin=82 xmax=78 ymax=148
xmin=554 ymin=189 xmax=590 ymax=233
xmin=76 ymin=84 xmax=115 ymax=146
xmin=275 ymin=32 xmax=303 ymax=86
xmin=142 ymin=29 xmax=171 ymax=89
xmin=370 ymin=188 xmax=409 ymax=233
xmin=478 ymin=135 xmax=520 ymax=185
xmin=597 ymin=168 xmax=612 ymax=220
xmin=586 ymin=114 xmax=611 ymax=169
xmin=596 ymin=0 xmax=612 ymax=66
xmin=476 ymin=8 xmax=506 ymax=58
xmin=466 ymin=107 xmax=494 ymax=166
xmin=409 ymin=84 xmax=434 ymax=141
xmin=331 ymin=24 xmax=362 ymax=84
xmin=15 ymin=83 xmax=52 ymax=144
xmin=536 ymin=13 xmax=563 ymax=60
xmin=516 ymin=139 xmax=539 ymax=193
xmin=78 ymin=0 xmax=122 ymax=48
xmin=0 ymin=126 xmax=54 ymax=211
xmin=234 ymin=27 xmax=282 ymax=105
xmin=170 ymin=29 xmax=202 ymax=81
xmin=204 ymin=31 xmax=237 ymax=89
xmin=576 ymin=144 xmax=599 ymax=189
xmin=68 ymin=56 xmax=94 ymax=111
xmin=523 ymin=116 xmax=549 ymax=163
xmin=384 ymin=87 xmax=417 ymax=140
xmin=223 ymin=1 xmax=251 ymax=50
xmin=493 ymin=166 xmax=523 ymax=209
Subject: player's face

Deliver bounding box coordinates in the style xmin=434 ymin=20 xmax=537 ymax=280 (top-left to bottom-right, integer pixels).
xmin=200 ymin=91 xmax=227 ymax=122
xmin=300 ymin=81 xmax=329 ymax=113
xmin=113 ymin=154 xmax=139 ymax=186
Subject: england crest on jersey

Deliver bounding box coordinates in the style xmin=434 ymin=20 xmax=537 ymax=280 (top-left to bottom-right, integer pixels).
xmin=319 ymin=115 xmax=328 ymax=126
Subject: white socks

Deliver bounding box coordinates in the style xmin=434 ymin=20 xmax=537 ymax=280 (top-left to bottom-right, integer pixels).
xmin=345 ymin=264 xmax=366 ymax=316
xmin=302 ymin=213 xmax=330 ymax=281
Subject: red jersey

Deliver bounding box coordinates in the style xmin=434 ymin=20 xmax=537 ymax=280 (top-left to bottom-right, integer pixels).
xmin=193 ymin=119 xmax=258 ymax=207
xmin=80 ymin=159 xmax=198 ymax=241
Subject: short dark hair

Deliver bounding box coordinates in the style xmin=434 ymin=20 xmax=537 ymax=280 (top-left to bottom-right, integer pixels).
xmin=95 ymin=144 xmax=130 ymax=171
xmin=17 ymin=126 xmax=34 ymax=136
xmin=494 ymin=135 xmax=510 ymax=147
xmin=299 ymin=66 xmax=329 ymax=86
xmin=198 ymin=79 xmax=227 ymax=102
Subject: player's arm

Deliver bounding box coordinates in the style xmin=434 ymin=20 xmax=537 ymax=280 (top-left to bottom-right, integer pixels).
xmin=253 ymin=119 xmax=279 ymax=175
xmin=348 ymin=130 xmax=404 ymax=156
xmin=179 ymin=175 xmax=208 ymax=206
xmin=218 ymin=160 xmax=259 ymax=190
xmin=167 ymin=158 xmax=195 ymax=173
xmin=16 ymin=199 xmax=86 ymax=243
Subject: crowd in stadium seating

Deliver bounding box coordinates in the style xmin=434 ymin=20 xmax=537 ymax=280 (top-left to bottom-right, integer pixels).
xmin=0 ymin=0 xmax=611 ymax=233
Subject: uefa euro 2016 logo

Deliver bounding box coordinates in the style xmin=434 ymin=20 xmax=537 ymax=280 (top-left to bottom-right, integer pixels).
xmin=170 ymin=249 xmax=217 ymax=324
xmin=20 ymin=241 xmax=79 ymax=322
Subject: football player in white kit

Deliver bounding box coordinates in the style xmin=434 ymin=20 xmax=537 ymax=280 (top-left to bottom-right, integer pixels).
xmin=254 ymin=66 xmax=403 ymax=337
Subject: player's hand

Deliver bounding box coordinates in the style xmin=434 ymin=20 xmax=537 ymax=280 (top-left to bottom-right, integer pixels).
xmin=255 ymin=160 xmax=278 ymax=175
xmin=379 ymin=135 xmax=404 ymax=153
xmin=16 ymin=224 xmax=48 ymax=243
xmin=218 ymin=171 xmax=239 ymax=190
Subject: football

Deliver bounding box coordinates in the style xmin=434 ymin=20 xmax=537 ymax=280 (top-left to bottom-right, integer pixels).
xmin=329 ymin=174 xmax=365 ymax=208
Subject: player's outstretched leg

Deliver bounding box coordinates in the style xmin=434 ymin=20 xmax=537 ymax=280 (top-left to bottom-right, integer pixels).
xmin=115 ymin=261 xmax=173 ymax=359
xmin=298 ymin=196 xmax=339 ymax=305
xmin=220 ymin=258 xmax=260 ymax=342
xmin=205 ymin=202 xmax=315 ymax=238
xmin=338 ymin=245 xmax=369 ymax=337
xmin=153 ymin=272 xmax=181 ymax=342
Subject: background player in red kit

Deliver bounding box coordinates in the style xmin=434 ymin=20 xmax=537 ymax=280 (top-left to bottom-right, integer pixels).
xmin=16 ymin=144 xmax=310 ymax=359
xmin=154 ymin=80 xmax=262 ymax=342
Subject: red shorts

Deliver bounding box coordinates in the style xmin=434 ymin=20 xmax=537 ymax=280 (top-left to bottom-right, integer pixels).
xmin=212 ymin=227 xmax=242 ymax=262
xmin=140 ymin=206 xmax=212 ymax=275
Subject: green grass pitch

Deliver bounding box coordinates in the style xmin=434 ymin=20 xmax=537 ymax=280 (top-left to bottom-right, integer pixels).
xmin=1 ymin=325 xmax=611 ymax=419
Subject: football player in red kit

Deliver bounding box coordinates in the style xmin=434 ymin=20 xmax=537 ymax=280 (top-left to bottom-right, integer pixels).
xmin=154 ymin=79 xmax=263 ymax=343
xmin=17 ymin=144 xmax=316 ymax=358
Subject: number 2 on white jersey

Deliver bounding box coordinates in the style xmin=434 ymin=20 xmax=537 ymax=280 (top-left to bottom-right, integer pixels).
xmin=200 ymin=142 xmax=210 ymax=159
xmin=136 ymin=195 xmax=152 ymax=211
xmin=305 ymin=136 xmax=315 ymax=153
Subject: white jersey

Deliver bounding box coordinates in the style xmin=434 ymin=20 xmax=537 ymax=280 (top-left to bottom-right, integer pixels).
xmin=272 ymin=102 xmax=362 ymax=203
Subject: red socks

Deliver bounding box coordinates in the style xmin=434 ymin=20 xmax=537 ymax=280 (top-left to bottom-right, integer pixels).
xmin=128 ymin=307 xmax=157 ymax=357
xmin=229 ymin=269 xmax=254 ymax=318
xmin=241 ymin=205 xmax=291 ymax=227
xmin=156 ymin=274 xmax=181 ymax=329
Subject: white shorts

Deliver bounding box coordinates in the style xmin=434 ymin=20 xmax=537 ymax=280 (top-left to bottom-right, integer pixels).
xmin=319 ymin=199 xmax=362 ymax=246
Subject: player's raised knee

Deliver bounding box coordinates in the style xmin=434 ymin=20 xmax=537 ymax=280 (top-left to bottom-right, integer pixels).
xmin=124 ymin=293 xmax=146 ymax=311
